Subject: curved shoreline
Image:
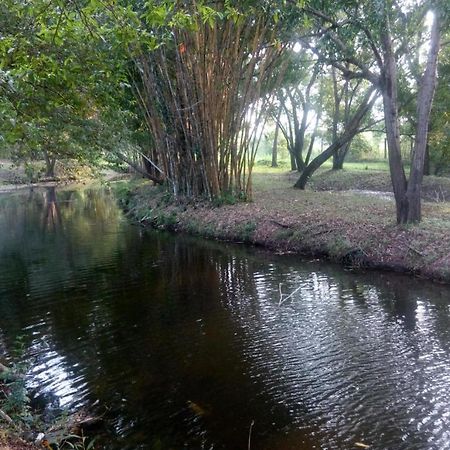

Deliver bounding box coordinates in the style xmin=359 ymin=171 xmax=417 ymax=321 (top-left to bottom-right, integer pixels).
xmin=120 ymin=175 xmax=450 ymax=285
xmin=0 ymin=172 xmax=125 ymax=194
xmin=0 ymin=181 xmax=62 ymax=194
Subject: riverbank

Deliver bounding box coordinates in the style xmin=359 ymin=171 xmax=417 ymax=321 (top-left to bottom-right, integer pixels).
xmin=0 ymin=159 xmax=124 ymax=193
xmin=1 ymin=355 xmax=99 ymax=449
xmin=119 ymin=169 xmax=450 ymax=283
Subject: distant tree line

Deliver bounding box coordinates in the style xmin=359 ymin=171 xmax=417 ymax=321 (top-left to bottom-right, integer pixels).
xmin=0 ymin=0 xmax=448 ymax=223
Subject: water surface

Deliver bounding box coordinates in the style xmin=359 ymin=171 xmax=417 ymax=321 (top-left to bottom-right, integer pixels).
xmin=0 ymin=187 xmax=450 ymax=449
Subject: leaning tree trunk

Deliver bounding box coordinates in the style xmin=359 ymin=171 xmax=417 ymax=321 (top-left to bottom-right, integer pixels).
xmin=294 ymin=87 xmax=377 ymax=189
xmin=294 ymin=139 xmax=347 ymax=189
xmin=405 ymin=12 xmax=440 ymax=223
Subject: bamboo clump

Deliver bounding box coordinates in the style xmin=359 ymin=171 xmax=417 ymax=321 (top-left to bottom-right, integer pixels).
xmin=134 ymin=4 xmax=286 ymax=200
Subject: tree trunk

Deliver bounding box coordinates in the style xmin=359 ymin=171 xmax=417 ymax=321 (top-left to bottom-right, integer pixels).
xmin=332 ymin=154 xmax=343 ymax=170
xmin=116 ymin=151 xmax=164 ymax=184
xmin=332 ymin=142 xmax=351 ymax=170
xmin=305 ymin=109 xmax=321 ymax=166
xmin=423 ymin=143 xmax=430 ymax=176
xmin=294 ymin=87 xmax=376 ymax=189
xmin=381 ymin=18 xmax=408 ymax=224
xmin=290 ymin=151 xmax=297 ymax=171
xmin=293 ymin=139 xmax=306 ymax=172
xmin=295 ymin=140 xmax=345 ymax=189
xmin=271 ymin=107 xmax=282 ymax=167
xmin=405 ymin=13 xmax=440 ymax=223
xmin=294 ymin=105 xmax=309 ymax=171
xmin=43 ymin=151 xmax=56 ymax=178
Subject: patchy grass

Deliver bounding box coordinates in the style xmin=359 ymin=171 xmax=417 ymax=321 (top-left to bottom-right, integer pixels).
xmin=122 ymin=170 xmax=450 ymax=283
xmin=310 ymin=169 xmax=392 ymax=192
xmin=254 ymin=159 xmax=391 ymax=173
xmin=310 ymin=169 xmax=450 ymax=202
xmin=322 ymin=160 xmax=391 ymax=172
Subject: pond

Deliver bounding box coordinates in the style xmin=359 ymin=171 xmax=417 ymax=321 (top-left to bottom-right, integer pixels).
xmin=0 ymin=187 xmax=449 ymax=450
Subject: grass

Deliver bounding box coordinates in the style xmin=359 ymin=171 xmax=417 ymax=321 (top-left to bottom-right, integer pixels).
xmin=123 ymin=165 xmax=450 ymax=283
xmin=252 ymin=160 xmax=450 ymax=202
xmin=254 ymin=158 xmax=391 ymax=173
xmin=322 ymin=160 xmax=391 ymax=171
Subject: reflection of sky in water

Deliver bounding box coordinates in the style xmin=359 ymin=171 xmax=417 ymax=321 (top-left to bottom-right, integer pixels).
xmin=1 ymin=189 xmax=450 ymax=449
xmin=219 ymin=262 xmax=450 ymax=449
xmin=27 ymin=338 xmax=88 ymax=408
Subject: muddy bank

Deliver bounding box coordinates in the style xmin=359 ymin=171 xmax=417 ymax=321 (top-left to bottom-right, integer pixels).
xmin=119 ymin=173 xmax=450 ymax=284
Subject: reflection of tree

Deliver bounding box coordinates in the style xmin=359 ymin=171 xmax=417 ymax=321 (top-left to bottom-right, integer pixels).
xmin=0 ymin=187 xmax=125 ymax=341
xmin=1 ymin=199 xmax=450 ymax=449
xmin=42 ymin=187 xmax=62 ymax=232
xmin=214 ymin=257 xmax=450 ymax=449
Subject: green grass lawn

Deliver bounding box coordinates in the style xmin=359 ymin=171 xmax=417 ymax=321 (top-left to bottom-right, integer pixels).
xmin=254 ymin=158 xmax=391 ymax=173
xmin=322 ymin=160 xmax=391 ymax=171
xmin=252 ymin=159 xmax=450 ymax=202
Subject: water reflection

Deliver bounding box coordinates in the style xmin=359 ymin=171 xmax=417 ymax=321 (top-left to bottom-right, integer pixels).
xmin=42 ymin=187 xmax=62 ymax=232
xmin=0 ymin=188 xmax=449 ymax=449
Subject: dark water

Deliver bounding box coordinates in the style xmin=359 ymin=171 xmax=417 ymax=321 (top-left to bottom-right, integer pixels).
xmin=1 ymin=187 xmax=450 ymax=450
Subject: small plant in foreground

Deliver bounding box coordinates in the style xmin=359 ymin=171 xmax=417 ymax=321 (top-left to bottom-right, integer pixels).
xmin=58 ymin=432 xmax=96 ymax=450
xmin=0 ymin=337 xmax=34 ymax=428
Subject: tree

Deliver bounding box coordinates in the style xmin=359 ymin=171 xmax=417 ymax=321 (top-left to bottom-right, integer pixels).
xmin=273 ymin=51 xmax=320 ymax=172
xmin=328 ymin=67 xmax=370 ymax=170
xmin=299 ymin=1 xmax=444 ymax=223
xmin=380 ymin=3 xmax=441 ymax=223
xmin=427 ymin=30 xmax=450 ymax=175
xmin=131 ymin=0 xmax=303 ymax=200
xmin=0 ymin=0 xmax=132 ymax=177
xmin=294 ymin=85 xmax=378 ymax=188
xmin=271 ymin=104 xmax=282 ymax=168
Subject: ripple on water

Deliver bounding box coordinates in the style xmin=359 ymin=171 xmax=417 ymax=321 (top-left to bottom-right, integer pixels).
xmin=223 ymin=267 xmax=450 ymax=449
xmin=1 ymin=189 xmax=450 ymax=449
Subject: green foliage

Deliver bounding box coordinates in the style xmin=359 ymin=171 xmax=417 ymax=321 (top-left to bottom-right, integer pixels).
xmin=0 ymin=337 xmax=33 ymax=427
xmin=212 ymin=191 xmax=239 ymax=207
xmin=22 ymin=162 xmax=42 ymax=182
xmin=1 ymin=0 xmax=448 ymax=207
xmin=111 ymin=179 xmax=150 ymax=210
xmin=111 ymin=181 xmax=134 ymax=209
xmin=254 ymin=159 xmax=290 ymax=172
xmin=0 ymin=0 xmax=137 ymax=172
xmin=428 ymin=32 xmax=450 ymax=175
xmin=347 ymin=134 xmax=373 ymax=161
xmin=154 ymin=212 xmax=178 ymax=229
xmin=236 ymin=221 xmax=256 ymax=242
xmin=58 ymin=433 xmax=97 ymax=450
